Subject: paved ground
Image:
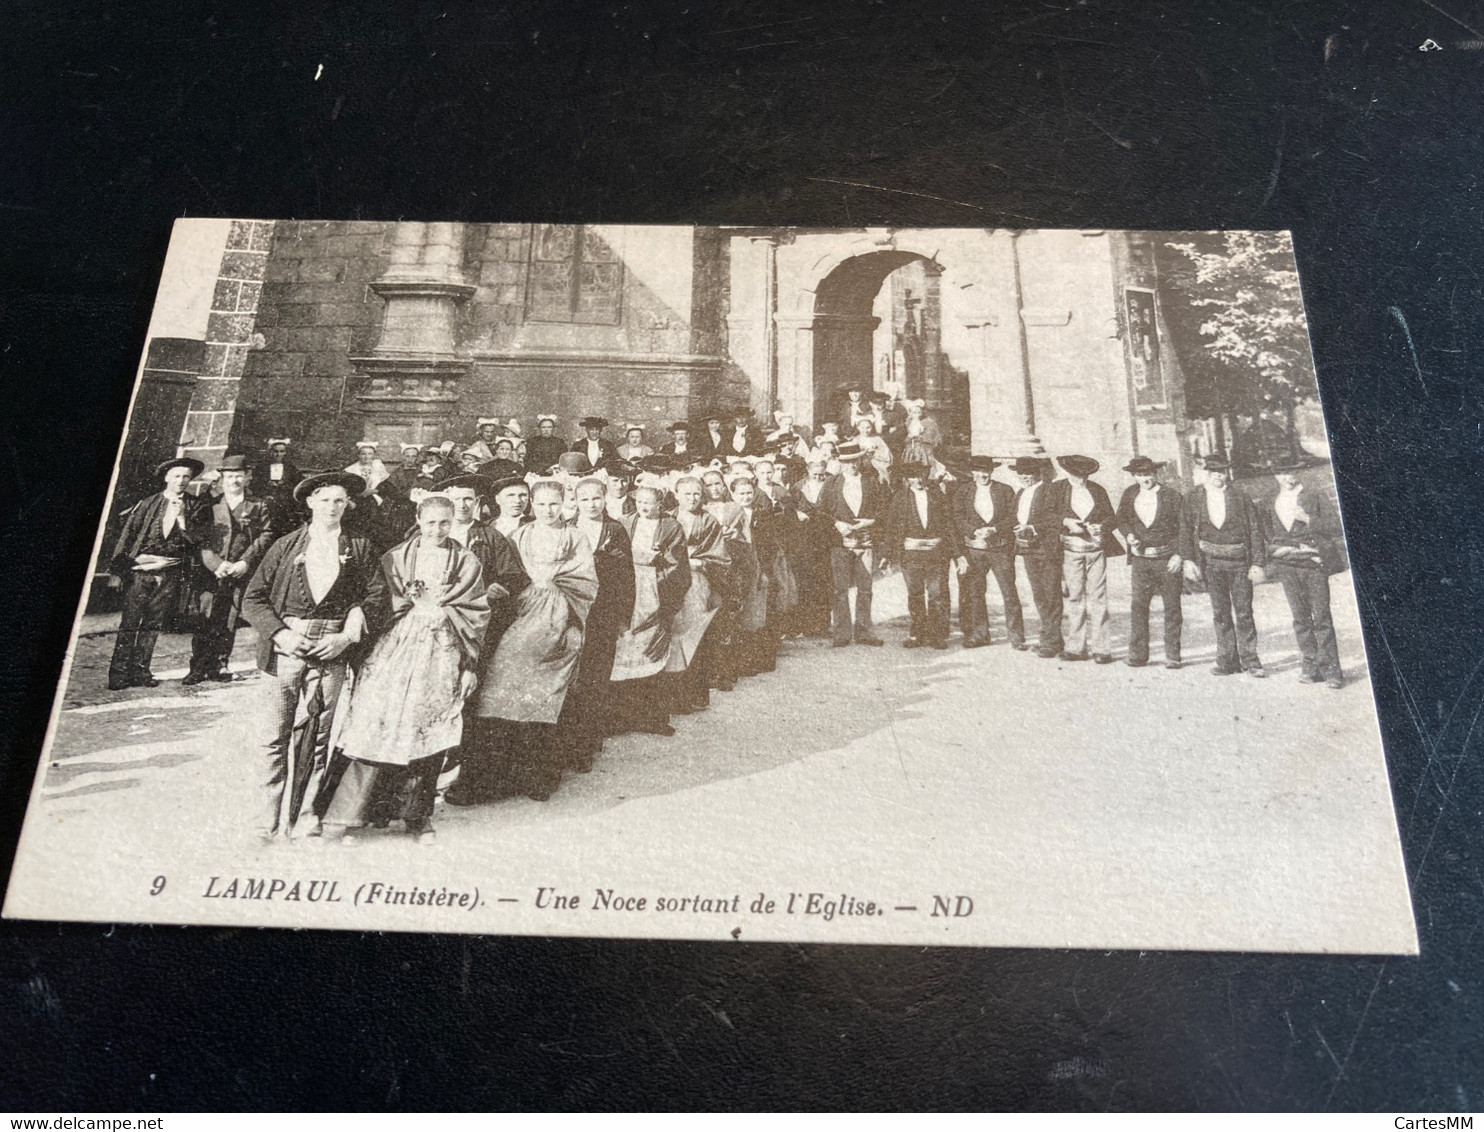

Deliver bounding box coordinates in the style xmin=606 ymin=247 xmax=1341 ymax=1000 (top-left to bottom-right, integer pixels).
xmin=7 ymin=567 xmax=1417 ymax=953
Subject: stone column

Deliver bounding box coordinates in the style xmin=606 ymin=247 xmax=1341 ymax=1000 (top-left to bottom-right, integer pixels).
xmin=369 ymin=221 xmax=473 ymax=357
xmin=920 ymin=261 xmax=946 ymax=415
xmin=959 ymin=231 xmax=1045 ymax=457
xmin=352 ymin=222 xmax=475 ymax=444
xmin=1006 ymin=230 xmax=1042 ymax=453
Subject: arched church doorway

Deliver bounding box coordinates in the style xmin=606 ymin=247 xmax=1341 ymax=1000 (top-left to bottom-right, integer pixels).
xmin=809 ymin=251 xmax=955 ymax=436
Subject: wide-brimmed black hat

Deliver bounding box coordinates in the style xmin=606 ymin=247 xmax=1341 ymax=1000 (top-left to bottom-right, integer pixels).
xmin=1269 ymin=458 xmax=1308 ymax=473
xmin=967 ymin=455 xmax=999 ymax=473
xmin=489 ymin=474 xmax=529 ymax=496
xmin=1058 ymin=454 xmax=1100 ymax=478
xmin=293 ymin=470 xmax=366 ymax=503
xmin=578 ymin=416 xmax=609 ymax=430
xmin=155 ymin=456 xmax=205 ymax=480
xmin=835 ymin=440 xmax=867 ymax=462
xmin=668 ymin=421 xmax=690 ymax=432
xmin=216 ymin=454 xmax=251 ymax=473
xmin=439 ymin=472 xmax=492 ymax=495
xmin=479 ymin=458 xmax=524 ymax=480
xmin=867 ymin=390 xmax=889 ymax=403
xmin=1123 ymin=456 xmax=1160 ymax=475
xmin=598 ymin=457 xmax=639 ymax=477
xmin=729 ymin=405 xmax=754 ymax=418
xmin=1011 ymin=456 xmax=1048 ymax=476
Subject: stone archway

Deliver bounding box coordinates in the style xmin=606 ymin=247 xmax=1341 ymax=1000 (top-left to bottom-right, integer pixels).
xmin=808 ymin=250 xmax=927 ymax=428
xmin=733 ymin=227 xmax=1045 ymax=452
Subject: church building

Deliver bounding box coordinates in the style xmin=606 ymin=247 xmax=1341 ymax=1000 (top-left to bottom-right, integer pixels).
xmin=123 ymin=220 xmax=1201 ymax=500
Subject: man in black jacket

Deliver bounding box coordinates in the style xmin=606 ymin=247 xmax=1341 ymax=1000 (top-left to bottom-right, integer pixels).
xmin=572 ymin=416 xmax=619 ymax=470
xmin=1056 ymin=454 xmax=1122 ymax=664
xmin=1180 ymin=455 xmax=1267 ymax=678
xmin=1261 ymin=461 xmax=1344 ymax=688
xmin=884 ymin=462 xmax=965 ymax=649
xmin=241 ymin=471 xmax=387 ymax=839
xmin=184 ymin=454 xmax=276 ymax=684
xmin=106 ymin=457 xmax=206 ymax=690
xmin=1114 ymin=455 xmax=1186 ymax=669
xmin=817 ymin=441 xmax=887 ymax=647
xmin=1012 ymin=456 xmax=1070 ymax=659
xmin=951 ymin=455 xmax=1022 ymax=649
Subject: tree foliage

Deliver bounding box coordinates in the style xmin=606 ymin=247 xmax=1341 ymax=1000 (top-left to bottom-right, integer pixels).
xmin=1157 ymin=231 xmax=1318 ymax=419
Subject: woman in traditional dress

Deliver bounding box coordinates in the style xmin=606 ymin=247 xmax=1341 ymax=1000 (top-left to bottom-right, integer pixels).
xmin=561 ymin=476 xmax=636 ymax=770
xmin=321 ymin=494 xmax=490 ymax=843
xmin=617 ymin=425 xmax=654 ymax=463
xmin=901 ymin=399 xmax=942 ymax=468
xmin=854 ymin=417 xmax=894 ymax=487
xmin=610 ymin=486 xmax=691 ymax=736
xmin=666 ymin=475 xmax=732 ymax=712
xmin=705 ymin=475 xmax=770 ymax=681
xmin=466 ymin=480 xmax=598 ymax=801
xmin=750 ymin=458 xmax=801 ymax=637
xmin=701 ymin=468 xmax=732 ymax=510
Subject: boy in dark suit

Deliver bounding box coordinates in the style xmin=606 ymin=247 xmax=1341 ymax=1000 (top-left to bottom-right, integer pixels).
xmin=951 ymin=455 xmax=1023 ymax=649
xmin=1180 ymin=456 xmax=1267 ymax=678
xmin=1261 ymin=461 xmax=1344 ymax=688
xmin=1114 ymin=455 xmax=1186 ymax=669
xmin=817 ymin=441 xmax=888 ymax=647
xmin=1012 ymin=456 xmax=1071 ymax=658
xmin=1056 ymin=454 xmax=1122 ymax=664
xmin=884 ymin=462 xmax=965 ymax=648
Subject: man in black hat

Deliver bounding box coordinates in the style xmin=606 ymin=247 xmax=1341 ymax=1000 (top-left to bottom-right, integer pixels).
xmin=1181 ymin=455 xmax=1267 ymax=678
xmin=439 ymin=473 xmax=530 ymax=605
xmin=106 ymin=456 xmax=207 ymax=689
xmin=242 ymin=471 xmax=386 ymax=840
xmin=572 ymin=416 xmax=619 ymax=470
xmin=1115 ymin=456 xmax=1186 ymax=669
xmin=817 ymin=440 xmax=887 ymax=647
xmin=600 ymin=458 xmax=640 ymax=521
xmin=254 ymin=438 xmax=302 ymax=533
xmin=694 ymin=413 xmax=726 ymax=460
xmin=884 ymin=461 xmax=965 ymax=649
xmin=1011 ymin=456 xmax=1071 ymax=658
xmin=659 ymin=421 xmax=695 ymax=461
xmin=839 ymin=385 xmax=871 ymax=435
xmin=951 ymin=456 xmax=1023 ymax=649
xmin=1056 ymin=455 xmax=1122 ymax=664
xmin=724 ymin=406 xmax=766 ymax=458
xmin=183 ymin=454 xmax=276 ymax=685
xmin=1261 ymin=461 xmax=1344 ymax=688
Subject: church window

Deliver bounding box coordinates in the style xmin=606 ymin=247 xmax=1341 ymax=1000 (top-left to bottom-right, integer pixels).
xmin=525 ymin=224 xmax=623 ymax=325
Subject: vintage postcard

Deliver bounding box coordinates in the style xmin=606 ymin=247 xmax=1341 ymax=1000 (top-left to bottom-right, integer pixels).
xmin=2 ymin=221 xmax=1416 ymax=952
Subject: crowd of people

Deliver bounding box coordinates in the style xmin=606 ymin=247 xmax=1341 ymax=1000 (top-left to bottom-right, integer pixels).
xmin=101 ymin=393 xmax=1350 ymax=845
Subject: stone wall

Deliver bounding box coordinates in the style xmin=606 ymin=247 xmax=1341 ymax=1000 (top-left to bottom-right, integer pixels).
xmin=231 ymin=220 xmax=390 ymax=472
xmin=177 ymin=219 xmax=276 ymax=470
xmin=232 ymin=222 xmax=733 ymax=466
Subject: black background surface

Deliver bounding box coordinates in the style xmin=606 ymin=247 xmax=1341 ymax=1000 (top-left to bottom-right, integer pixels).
xmin=1 ymin=0 xmax=1481 ymax=1111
